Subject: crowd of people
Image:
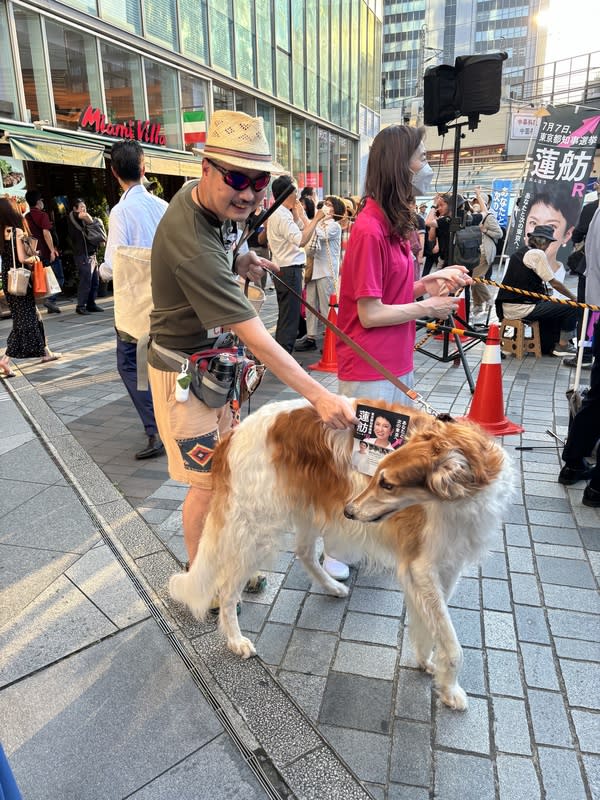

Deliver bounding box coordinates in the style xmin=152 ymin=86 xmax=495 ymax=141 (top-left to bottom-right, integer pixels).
xmin=0 ymin=111 xmax=597 ymax=614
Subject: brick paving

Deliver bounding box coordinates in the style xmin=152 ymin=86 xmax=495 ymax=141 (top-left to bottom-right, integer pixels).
xmin=1 ymin=285 xmax=598 ymax=800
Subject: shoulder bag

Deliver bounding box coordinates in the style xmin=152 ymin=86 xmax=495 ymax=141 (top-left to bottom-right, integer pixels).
xmin=6 ymin=230 xmax=31 ymax=296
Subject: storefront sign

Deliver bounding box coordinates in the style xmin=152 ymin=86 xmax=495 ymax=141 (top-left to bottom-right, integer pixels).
xmin=510 ymin=113 xmax=541 ymax=140
xmin=79 ymin=105 xmax=166 ymax=146
xmin=506 ymin=105 xmax=600 ymax=256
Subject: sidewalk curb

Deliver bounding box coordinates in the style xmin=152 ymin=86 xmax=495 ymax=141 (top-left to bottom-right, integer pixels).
xmin=4 ymin=375 xmax=373 ymax=800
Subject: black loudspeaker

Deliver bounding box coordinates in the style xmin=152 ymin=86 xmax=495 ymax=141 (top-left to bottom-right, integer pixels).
xmin=423 ymin=64 xmax=457 ymax=127
xmin=423 ymin=52 xmax=508 ymax=128
xmin=454 ymin=53 xmax=507 ymax=116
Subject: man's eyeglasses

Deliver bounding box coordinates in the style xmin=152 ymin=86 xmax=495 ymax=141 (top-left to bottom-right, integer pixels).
xmin=206 ymin=158 xmax=270 ymax=192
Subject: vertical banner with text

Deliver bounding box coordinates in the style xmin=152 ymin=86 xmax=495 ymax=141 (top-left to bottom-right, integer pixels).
xmin=506 ymin=105 xmax=600 ymax=260
xmin=491 ymin=179 xmax=513 ymax=229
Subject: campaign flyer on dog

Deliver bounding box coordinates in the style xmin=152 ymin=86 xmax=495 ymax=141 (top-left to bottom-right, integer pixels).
xmin=352 ymin=404 xmax=410 ymax=476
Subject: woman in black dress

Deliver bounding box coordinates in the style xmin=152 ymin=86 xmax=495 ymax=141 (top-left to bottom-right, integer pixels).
xmin=0 ymin=198 xmax=60 ymax=375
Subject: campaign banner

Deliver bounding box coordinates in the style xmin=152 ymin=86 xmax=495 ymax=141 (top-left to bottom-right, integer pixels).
xmin=491 ymin=179 xmax=512 ymax=228
xmin=506 ymin=105 xmax=600 ymax=262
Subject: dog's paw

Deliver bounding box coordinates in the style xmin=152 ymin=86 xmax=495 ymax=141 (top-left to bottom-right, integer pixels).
xmin=417 ymin=657 xmax=435 ymax=675
xmin=327 ymin=581 xmax=350 ymax=598
xmin=438 ymin=684 xmax=468 ymax=711
xmin=228 ymin=636 xmax=257 ymax=660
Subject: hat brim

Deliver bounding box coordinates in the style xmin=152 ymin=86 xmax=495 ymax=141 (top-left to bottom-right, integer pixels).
xmin=192 ymin=146 xmax=286 ymax=175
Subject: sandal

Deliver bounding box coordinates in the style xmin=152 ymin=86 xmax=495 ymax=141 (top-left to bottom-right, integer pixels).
xmin=0 ymin=371 xmax=16 ymax=379
xmin=40 ymin=353 xmax=61 ymax=363
xmin=244 ymin=573 xmax=268 ymax=594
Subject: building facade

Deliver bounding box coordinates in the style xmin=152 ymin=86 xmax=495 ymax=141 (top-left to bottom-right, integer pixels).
xmin=0 ymin=0 xmax=383 ymax=206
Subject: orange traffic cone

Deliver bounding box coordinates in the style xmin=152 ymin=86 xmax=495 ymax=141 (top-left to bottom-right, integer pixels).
xmin=460 ymin=323 xmax=524 ymax=436
xmin=309 ymin=294 xmax=338 ymax=373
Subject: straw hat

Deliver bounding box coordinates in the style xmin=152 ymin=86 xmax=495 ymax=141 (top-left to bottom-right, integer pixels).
xmin=195 ymin=111 xmax=285 ymax=174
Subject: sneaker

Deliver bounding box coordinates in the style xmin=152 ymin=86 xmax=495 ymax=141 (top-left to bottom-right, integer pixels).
xmin=295 ymin=338 xmax=317 ymax=351
xmin=44 ymin=300 xmax=61 ymax=314
xmin=322 ymin=554 xmax=350 ymax=581
xmin=75 ymin=306 xmax=90 ymax=315
xmin=552 ymin=343 xmax=577 ymax=357
xmin=562 ymin=355 xmax=593 ymax=368
xmin=558 ymin=463 xmax=594 ymax=485
xmin=86 ymin=303 xmax=105 ymax=313
xmin=582 ymin=485 xmax=600 ymax=507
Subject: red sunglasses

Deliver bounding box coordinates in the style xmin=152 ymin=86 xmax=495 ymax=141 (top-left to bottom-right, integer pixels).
xmin=207 ymin=158 xmax=270 ymax=192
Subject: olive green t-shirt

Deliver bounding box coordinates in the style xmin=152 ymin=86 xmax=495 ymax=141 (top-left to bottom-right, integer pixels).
xmin=148 ymin=180 xmax=256 ymax=367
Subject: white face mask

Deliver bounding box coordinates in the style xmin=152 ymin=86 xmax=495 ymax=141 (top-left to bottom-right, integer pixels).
xmin=411 ymin=162 xmax=434 ymax=195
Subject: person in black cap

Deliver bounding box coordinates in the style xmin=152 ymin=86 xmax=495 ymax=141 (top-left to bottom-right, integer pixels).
xmin=495 ymin=224 xmax=580 ymax=356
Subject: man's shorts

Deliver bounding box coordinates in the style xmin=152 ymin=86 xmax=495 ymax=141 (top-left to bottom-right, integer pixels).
xmin=148 ymin=364 xmax=232 ymax=489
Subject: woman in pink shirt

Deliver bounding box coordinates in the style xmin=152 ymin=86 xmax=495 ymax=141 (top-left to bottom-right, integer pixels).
xmin=337 ymin=125 xmax=471 ymax=403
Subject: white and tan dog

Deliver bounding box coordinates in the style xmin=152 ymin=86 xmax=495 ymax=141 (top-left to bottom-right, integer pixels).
xmin=170 ymin=398 xmax=513 ymax=710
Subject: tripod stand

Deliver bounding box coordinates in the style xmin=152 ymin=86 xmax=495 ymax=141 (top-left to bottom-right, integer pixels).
xmin=416 ymin=116 xmax=483 ymax=392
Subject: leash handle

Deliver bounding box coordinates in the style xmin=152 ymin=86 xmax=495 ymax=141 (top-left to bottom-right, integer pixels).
xmin=233 ymin=183 xmax=297 ymax=261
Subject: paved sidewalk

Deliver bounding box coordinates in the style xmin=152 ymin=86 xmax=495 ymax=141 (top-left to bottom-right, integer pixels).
xmin=0 ymin=291 xmax=598 ymax=800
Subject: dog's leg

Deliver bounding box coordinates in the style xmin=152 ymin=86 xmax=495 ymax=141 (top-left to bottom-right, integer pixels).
xmin=219 ymin=580 xmax=256 ymax=659
xmin=403 ymin=590 xmax=435 ymax=675
xmin=295 ymin=530 xmax=349 ymax=597
xmin=403 ymin=563 xmax=467 ymax=711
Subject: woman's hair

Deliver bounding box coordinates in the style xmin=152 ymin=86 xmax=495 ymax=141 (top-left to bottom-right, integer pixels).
xmin=324 ymin=195 xmax=346 ymax=219
xmin=301 ymin=195 xmax=315 ymax=219
xmin=374 ymin=412 xmax=395 ymax=431
xmin=529 ymin=184 xmax=580 ymax=230
xmin=0 ymin=197 xmax=24 ymax=229
xmin=361 ymin=124 xmax=425 ymax=239
xmin=300 ymin=186 xmax=314 ymax=199
xmin=72 ymin=197 xmax=86 ymax=210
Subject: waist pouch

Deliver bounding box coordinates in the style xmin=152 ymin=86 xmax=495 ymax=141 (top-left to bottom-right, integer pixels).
xmin=152 ymin=342 xmax=265 ymax=408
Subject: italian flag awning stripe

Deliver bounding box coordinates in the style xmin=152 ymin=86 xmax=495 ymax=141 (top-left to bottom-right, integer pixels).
xmin=183 ymin=109 xmax=206 ymax=145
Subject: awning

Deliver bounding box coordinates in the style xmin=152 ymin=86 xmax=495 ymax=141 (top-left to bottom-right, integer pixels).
xmin=8 ymin=128 xmax=105 ymax=169
xmin=143 ymin=150 xmax=202 ymax=178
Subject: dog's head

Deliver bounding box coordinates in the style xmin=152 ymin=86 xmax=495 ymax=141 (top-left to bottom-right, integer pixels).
xmin=344 ymin=423 xmax=505 ymax=522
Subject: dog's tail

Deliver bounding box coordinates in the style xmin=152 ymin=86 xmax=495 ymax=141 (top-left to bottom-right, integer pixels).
xmin=169 ymin=527 xmax=222 ymax=619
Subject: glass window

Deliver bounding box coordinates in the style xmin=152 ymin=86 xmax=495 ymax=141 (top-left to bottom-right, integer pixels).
xmin=291 ymin=0 xmax=305 ymax=108
xmin=338 ymin=135 xmax=352 ymax=198
xmin=13 ymin=8 xmax=53 ymax=125
xmin=144 ymin=59 xmax=182 ymax=148
xmin=234 ymin=91 xmax=255 ymax=116
xmin=274 ymin=0 xmax=290 ymax=52
xmin=275 ymin=110 xmax=289 ymax=172
xmin=305 ymin=1 xmax=318 ymax=114
xmin=233 ymin=0 xmax=254 ymax=84
xmin=276 ymin=51 xmax=290 ymax=103
xmin=318 ymin=0 xmax=330 ymax=119
xmin=340 ymin=0 xmax=351 ymax=130
xmin=330 ymin=134 xmax=340 ymax=195
xmin=291 ymin=117 xmax=304 ymax=181
xmin=318 ymin=128 xmax=330 ymax=199
xmin=46 ymin=21 xmax=103 ymax=131
xmin=142 ymin=0 xmax=177 ymax=50
xmin=257 ymin=101 xmax=275 ymax=159
xmin=256 ymin=0 xmax=273 ymax=94
xmin=99 ymin=0 xmax=142 ymax=35
xmin=181 ymin=73 xmax=207 ymax=152
xmin=179 ymin=0 xmax=209 ymax=63
xmin=213 ymin=84 xmax=234 ymax=111
xmin=101 ymin=41 xmax=146 ymax=121
xmin=65 ymin=0 xmax=98 ymax=13
xmin=305 ymin=122 xmax=319 ymax=196
xmin=208 ymin=0 xmax=234 ymax=75
xmin=0 ymin=3 xmax=19 ymax=120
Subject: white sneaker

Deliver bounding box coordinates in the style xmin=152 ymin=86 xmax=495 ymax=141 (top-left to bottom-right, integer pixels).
xmin=322 ymin=554 xmax=350 ymax=581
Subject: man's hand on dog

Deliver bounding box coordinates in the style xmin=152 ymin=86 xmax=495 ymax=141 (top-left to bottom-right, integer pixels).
xmin=314 ymin=392 xmax=359 ymax=429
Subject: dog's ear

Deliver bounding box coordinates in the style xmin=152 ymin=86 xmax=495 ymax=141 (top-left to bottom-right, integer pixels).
xmin=426 ymin=448 xmax=475 ymax=500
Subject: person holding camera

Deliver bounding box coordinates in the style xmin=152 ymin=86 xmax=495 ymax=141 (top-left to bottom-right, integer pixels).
xmin=67 ymin=197 xmax=107 ymax=316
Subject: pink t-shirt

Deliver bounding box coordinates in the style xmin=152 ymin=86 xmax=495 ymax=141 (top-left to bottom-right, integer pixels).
xmin=337 ymin=198 xmax=415 ymax=381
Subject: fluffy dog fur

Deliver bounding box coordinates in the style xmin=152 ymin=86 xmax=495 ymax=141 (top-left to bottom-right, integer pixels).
xmin=170 ymin=398 xmax=513 ymax=710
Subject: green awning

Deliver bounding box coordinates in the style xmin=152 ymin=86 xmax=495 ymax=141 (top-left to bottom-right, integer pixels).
xmin=143 ymin=150 xmax=202 ymax=178
xmin=8 ymin=128 xmax=105 ymax=169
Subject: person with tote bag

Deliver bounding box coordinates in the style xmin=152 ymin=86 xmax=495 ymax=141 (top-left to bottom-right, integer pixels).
xmin=0 ymin=198 xmax=60 ymax=374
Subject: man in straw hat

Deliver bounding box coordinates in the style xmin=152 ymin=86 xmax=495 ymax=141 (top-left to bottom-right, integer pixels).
xmin=495 ymin=223 xmax=579 ymax=356
xmin=148 ymin=110 xmax=357 ymax=582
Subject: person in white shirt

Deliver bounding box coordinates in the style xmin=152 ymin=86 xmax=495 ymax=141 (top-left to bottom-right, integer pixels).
xmin=296 ymin=195 xmax=345 ymax=351
xmin=263 ymin=176 xmax=326 ymax=353
xmin=99 ymin=140 xmax=168 ymax=459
